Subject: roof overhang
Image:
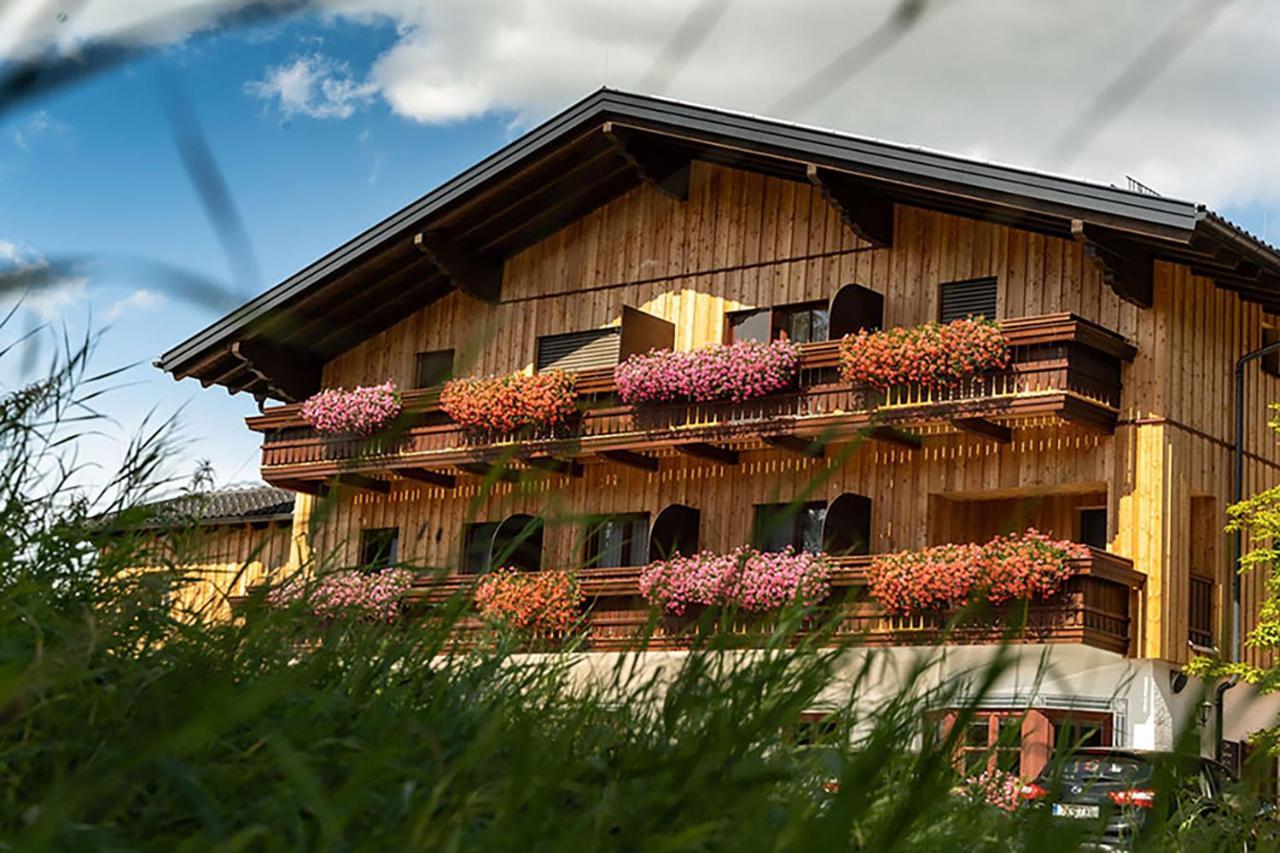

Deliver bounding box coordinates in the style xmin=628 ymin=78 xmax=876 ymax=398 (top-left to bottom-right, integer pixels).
xmin=157 ymin=88 xmax=1280 ymax=402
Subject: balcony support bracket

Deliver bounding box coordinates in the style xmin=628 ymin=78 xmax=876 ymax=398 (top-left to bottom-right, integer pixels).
xmin=458 ymin=461 xmax=523 ymax=483
xmin=761 ymin=433 xmax=826 ymax=458
xmin=523 ymin=455 xmax=584 ymax=477
xmin=597 ymin=449 xmax=660 ymax=472
xmin=603 ymin=122 xmax=691 ymax=201
xmin=329 ymin=473 xmax=390 ymax=494
xmin=676 ymin=442 xmax=740 ymax=466
xmin=391 ymin=466 xmax=457 ymax=489
xmin=867 ymin=426 xmax=922 ymax=450
xmin=951 ymin=417 xmax=1012 ymax=444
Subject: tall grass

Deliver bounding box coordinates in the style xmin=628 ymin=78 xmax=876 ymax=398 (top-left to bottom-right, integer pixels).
xmin=0 ymin=333 xmax=1269 ymax=851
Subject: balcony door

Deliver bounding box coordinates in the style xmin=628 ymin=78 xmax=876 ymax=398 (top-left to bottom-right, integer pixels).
xmin=648 ymin=504 xmax=700 ymax=561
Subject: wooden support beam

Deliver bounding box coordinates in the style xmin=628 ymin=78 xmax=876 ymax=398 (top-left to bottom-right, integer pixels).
xmin=458 ymin=461 xmax=522 ymax=482
xmin=603 ymin=122 xmax=692 ymax=201
xmin=330 ymin=473 xmax=390 ymax=494
xmin=1071 ymin=220 xmax=1153 ymax=308
xmin=597 ymin=449 xmax=660 ymax=472
xmin=413 ymin=231 xmax=502 ymax=303
xmin=807 ymin=164 xmax=894 ymax=248
xmin=867 ymin=426 xmax=922 ymax=450
xmin=229 ymin=339 xmax=322 ymax=402
xmin=270 ymin=478 xmax=328 ymax=498
xmin=951 ymin=417 xmax=1012 ymax=444
xmin=390 ymin=467 xmax=457 ymax=489
xmin=675 ymin=442 xmax=740 ymax=465
xmin=761 ymin=433 xmax=825 ymax=458
xmin=523 ymin=456 xmax=584 ymax=477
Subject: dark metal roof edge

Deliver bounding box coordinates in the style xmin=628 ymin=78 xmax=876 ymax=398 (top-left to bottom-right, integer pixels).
xmin=157 ymin=87 xmax=1277 ymax=371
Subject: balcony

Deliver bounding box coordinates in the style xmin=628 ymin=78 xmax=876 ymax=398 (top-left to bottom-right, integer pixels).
xmin=248 ymin=313 xmax=1136 ymax=492
xmin=402 ymin=548 xmax=1144 ymax=657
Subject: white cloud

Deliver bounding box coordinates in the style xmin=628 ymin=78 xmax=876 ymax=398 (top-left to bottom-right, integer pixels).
xmin=103 ymin=289 xmax=166 ymax=323
xmin=245 ymin=52 xmax=378 ymax=120
xmin=11 ymin=110 xmax=71 ymax=150
xmin=0 ymin=241 xmax=88 ymax=322
xmin=5 ymin=0 xmax=1280 ymax=207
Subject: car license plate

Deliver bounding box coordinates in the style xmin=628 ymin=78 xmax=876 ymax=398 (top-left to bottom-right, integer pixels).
xmin=1052 ymin=803 xmax=1100 ymax=819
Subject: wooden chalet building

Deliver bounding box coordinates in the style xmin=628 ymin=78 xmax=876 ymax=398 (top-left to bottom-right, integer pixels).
xmin=157 ymin=89 xmax=1280 ymax=775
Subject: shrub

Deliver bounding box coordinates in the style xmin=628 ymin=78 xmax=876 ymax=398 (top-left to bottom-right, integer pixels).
xmin=867 ymin=529 xmax=1089 ymax=614
xmin=639 ymin=546 xmax=830 ymax=615
xmin=473 ymin=568 xmax=583 ymax=634
xmin=440 ymin=370 xmax=577 ymax=434
xmin=267 ymin=568 xmax=414 ymax=622
xmin=614 ymin=339 xmax=800 ymax=405
xmin=301 ymin=381 xmax=402 ymax=435
xmin=837 ymin=318 xmax=1010 ymax=391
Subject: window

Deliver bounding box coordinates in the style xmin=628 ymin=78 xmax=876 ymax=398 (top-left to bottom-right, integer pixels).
xmin=1263 ymin=327 xmax=1280 ymax=378
xmin=536 ymin=328 xmax=621 ymax=372
xmin=462 ymin=522 xmax=500 ymax=574
xmin=753 ymin=502 xmax=827 ymax=554
xmin=955 ymin=714 xmax=1023 ymax=776
xmin=413 ymin=349 xmax=454 ymax=388
xmin=1077 ymin=507 xmax=1107 ymax=549
xmin=939 ymin=277 xmax=998 ymax=323
xmin=940 ymin=709 xmax=1113 ymax=780
xmin=360 ymin=527 xmax=399 ymax=570
xmin=584 ymin=513 xmax=650 ymax=568
xmin=727 ymin=301 xmax=831 ymax=344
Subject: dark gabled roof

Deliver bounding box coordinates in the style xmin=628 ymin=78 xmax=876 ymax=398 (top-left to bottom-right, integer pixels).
xmin=156 ymin=88 xmax=1280 ymax=402
xmin=136 ymin=484 xmax=295 ymax=528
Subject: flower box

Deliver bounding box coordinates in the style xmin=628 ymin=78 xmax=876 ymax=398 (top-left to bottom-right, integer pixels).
xmin=473 ymin=568 xmax=583 ymax=634
xmin=614 ymin=339 xmax=800 ymax=405
xmin=639 ymin=546 xmax=830 ymax=615
xmin=838 ymin=318 xmax=1010 ymax=391
xmin=440 ymin=370 xmax=577 ymax=436
xmin=267 ymin=568 xmax=414 ymax=623
xmin=866 ymin=529 xmax=1089 ymax=615
xmin=300 ymin=381 xmax=402 ymax=436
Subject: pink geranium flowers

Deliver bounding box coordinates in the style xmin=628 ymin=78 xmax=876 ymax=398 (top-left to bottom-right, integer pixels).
xmin=440 ymin=371 xmax=577 ymax=435
xmin=267 ymin=568 xmax=413 ymax=623
xmin=639 ymin=546 xmax=830 ymax=615
xmin=866 ymin=529 xmax=1089 ymax=614
xmin=838 ymin=318 xmax=1010 ymax=391
xmin=614 ymin=339 xmax=800 ymax=405
xmin=301 ymin=381 xmax=402 ymax=436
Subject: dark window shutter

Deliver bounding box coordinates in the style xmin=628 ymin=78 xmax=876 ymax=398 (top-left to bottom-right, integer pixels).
xmin=939 ymin=277 xmax=998 ymax=323
xmin=536 ymin=328 xmax=621 ymax=372
xmin=1263 ymin=327 xmax=1280 ymax=377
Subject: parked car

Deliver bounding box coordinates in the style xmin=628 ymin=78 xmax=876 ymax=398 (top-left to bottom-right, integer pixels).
xmin=1018 ymin=748 xmax=1237 ymax=850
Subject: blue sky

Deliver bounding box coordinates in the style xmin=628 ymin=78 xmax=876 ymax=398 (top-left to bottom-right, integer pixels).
xmin=2 ymin=1 xmax=1276 ymax=494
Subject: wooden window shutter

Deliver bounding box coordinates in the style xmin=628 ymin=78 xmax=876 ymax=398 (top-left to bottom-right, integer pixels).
xmin=1263 ymin=327 xmax=1280 ymax=377
xmin=939 ymin=277 xmax=998 ymax=323
xmin=535 ymin=328 xmax=621 ymax=372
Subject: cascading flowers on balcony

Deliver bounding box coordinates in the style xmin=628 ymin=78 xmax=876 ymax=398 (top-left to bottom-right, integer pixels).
xmin=440 ymin=370 xmax=577 ymax=435
xmin=473 ymin=568 xmax=583 ymax=634
xmin=837 ymin=317 xmax=1010 ymax=391
xmin=866 ymin=528 xmax=1089 ymax=615
xmin=267 ymin=568 xmax=414 ymax=623
xmin=614 ymin=339 xmax=800 ymax=405
xmin=639 ymin=546 xmax=830 ymax=616
xmin=300 ymin=381 xmax=402 ymax=436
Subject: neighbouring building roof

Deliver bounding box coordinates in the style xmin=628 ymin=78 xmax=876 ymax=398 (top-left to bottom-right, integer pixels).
xmin=136 ymin=484 xmax=295 ymax=528
xmin=155 ymin=88 xmax=1280 ymax=403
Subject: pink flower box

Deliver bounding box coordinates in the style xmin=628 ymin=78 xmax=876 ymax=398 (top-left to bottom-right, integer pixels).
xmin=639 ymin=546 xmax=831 ymax=615
xmin=300 ymin=381 xmax=402 ymax=436
xmin=614 ymin=339 xmax=801 ymax=405
xmin=267 ymin=568 xmax=414 ymax=623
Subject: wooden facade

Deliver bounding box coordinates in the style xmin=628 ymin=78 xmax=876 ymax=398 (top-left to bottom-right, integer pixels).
xmin=160 ymin=89 xmax=1280 ymax=671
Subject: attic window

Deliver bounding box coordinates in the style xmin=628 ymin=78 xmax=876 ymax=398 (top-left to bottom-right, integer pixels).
xmin=535 ymin=328 xmax=621 ymax=372
xmin=413 ymin=349 xmax=454 ymax=388
xmin=939 ymin=277 xmax=998 ymax=323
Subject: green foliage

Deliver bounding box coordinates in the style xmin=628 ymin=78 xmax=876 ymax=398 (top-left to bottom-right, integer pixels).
xmin=0 ymin=335 xmax=1272 ymax=850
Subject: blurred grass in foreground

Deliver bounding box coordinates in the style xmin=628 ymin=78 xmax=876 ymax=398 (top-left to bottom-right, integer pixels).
xmin=0 ymin=333 xmax=1271 ymax=851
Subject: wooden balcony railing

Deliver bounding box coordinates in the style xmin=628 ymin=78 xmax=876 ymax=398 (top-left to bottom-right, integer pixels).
xmin=249 ymin=313 xmax=1135 ymax=488
xmin=1189 ymin=573 xmax=1215 ymax=649
xmin=402 ymin=548 xmax=1144 ymax=657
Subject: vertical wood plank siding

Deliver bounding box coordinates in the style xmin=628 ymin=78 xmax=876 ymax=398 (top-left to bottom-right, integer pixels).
xmin=300 ymin=161 xmax=1280 ymax=665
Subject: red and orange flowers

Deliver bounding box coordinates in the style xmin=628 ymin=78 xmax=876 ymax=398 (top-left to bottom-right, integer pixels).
xmin=866 ymin=529 xmax=1088 ymax=614
xmin=440 ymin=370 xmax=577 ymax=435
xmin=838 ymin=318 xmax=1009 ymax=391
xmin=473 ymin=569 xmax=583 ymax=634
